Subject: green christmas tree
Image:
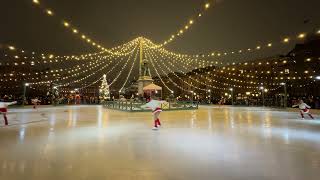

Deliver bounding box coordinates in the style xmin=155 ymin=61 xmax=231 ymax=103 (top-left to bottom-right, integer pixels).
xmin=99 ymin=74 xmax=110 ymax=102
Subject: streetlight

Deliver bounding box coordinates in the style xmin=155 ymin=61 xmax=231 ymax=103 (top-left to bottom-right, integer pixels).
xmin=190 ymin=91 xmax=194 ymax=104
xmin=207 ymin=89 xmax=211 ymax=104
xmin=259 ymin=86 xmax=265 ymax=106
xmin=280 ymin=82 xmax=287 ymax=108
xmin=23 ymin=83 xmax=30 ymax=106
xmin=229 ymin=88 xmax=234 ymax=105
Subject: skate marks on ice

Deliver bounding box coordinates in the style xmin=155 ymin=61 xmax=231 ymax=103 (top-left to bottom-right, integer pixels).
xmin=0 ymin=107 xmax=66 ymax=127
xmin=201 ymin=105 xmax=319 ymax=121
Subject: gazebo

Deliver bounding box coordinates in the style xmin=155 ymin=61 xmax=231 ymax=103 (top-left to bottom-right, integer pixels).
xmin=143 ymin=83 xmax=162 ymax=98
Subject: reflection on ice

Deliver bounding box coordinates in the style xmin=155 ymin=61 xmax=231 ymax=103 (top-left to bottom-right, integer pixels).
xmin=0 ymin=105 xmax=319 ymax=180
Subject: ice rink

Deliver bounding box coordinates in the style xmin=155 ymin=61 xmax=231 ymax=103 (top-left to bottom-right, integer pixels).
xmin=1 ymin=105 xmax=320 ymax=180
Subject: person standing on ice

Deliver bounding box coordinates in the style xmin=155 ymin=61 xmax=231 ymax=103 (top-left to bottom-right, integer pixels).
xmin=141 ymin=98 xmax=166 ymax=130
xmin=0 ymin=100 xmax=17 ymax=126
xmin=31 ymin=97 xmax=41 ymax=109
xmin=292 ymin=100 xmax=314 ymax=120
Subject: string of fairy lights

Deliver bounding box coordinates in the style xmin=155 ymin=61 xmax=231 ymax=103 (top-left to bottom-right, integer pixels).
xmin=144 ymin=38 xmax=319 ymax=94
xmin=145 ymin=50 xmax=174 ymax=93
xmin=1 ymin=37 xmax=139 ymax=64
xmin=1 ymin=53 xmax=115 ymax=83
xmin=76 ymin=54 xmax=129 ymax=89
xmin=155 ymin=1 xmax=213 ymax=47
xmin=1 ymin=1 xmax=319 ymax=97
xmin=31 ymin=0 xmax=138 ymax=56
xmin=145 ymin=29 xmax=320 ymax=67
xmin=119 ymin=48 xmax=139 ymax=92
xmin=109 ymin=45 xmax=138 ymax=86
xmin=1 ymin=35 xmax=319 ymax=94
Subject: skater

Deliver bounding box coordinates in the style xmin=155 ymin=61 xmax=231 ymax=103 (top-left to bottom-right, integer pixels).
xmin=218 ymin=97 xmax=225 ymax=107
xmin=141 ymin=98 xmax=166 ymax=130
xmin=31 ymin=97 xmax=41 ymax=109
xmin=0 ymin=100 xmax=17 ymax=126
xmin=292 ymin=100 xmax=314 ymax=120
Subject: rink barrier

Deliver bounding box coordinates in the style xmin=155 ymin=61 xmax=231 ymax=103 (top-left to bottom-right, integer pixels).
xmin=102 ymin=101 xmax=198 ymax=112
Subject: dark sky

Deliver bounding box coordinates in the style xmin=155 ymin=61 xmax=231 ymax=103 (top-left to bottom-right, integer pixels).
xmin=1 ymin=0 xmax=320 ymax=59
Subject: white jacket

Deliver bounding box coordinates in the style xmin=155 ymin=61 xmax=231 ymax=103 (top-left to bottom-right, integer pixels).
xmin=292 ymin=103 xmax=311 ymax=110
xmin=141 ymin=100 xmax=166 ymax=111
xmin=0 ymin=101 xmax=17 ymax=108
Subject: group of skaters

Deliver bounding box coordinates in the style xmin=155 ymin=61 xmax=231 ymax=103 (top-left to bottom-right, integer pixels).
xmin=0 ymin=97 xmax=41 ymax=126
xmin=0 ymin=96 xmax=317 ymax=127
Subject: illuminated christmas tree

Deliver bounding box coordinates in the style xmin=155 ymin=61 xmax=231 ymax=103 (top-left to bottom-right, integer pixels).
xmin=99 ymin=74 xmax=110 ymax=101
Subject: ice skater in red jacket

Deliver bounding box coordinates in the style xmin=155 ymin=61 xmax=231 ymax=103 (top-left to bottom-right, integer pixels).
xmin=0 ymin=101 xmax=17 ymax=125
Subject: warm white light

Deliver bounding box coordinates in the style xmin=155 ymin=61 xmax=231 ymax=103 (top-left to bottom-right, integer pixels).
xmin=267 ymin=43 xmax=272 ymax=47
xmin=8 ymin=46 xmax=15 ymax=50
xmin=33 ymin=0 xmax=40 ymax=4
xmin=46 ymin=9 xmax=53 ymax=16
xmin=205 ymin=3 xmax=210 ymax=9
xmin=189 ymin=20 xmax=194 ymax=24
xmin=25 ymin=83 xmax=30 ymax=86
xmin=298 ymin=33 xmax=306 ymax=39
xmin=63 ymin=21 xmax=70 ymax=27
xmin=73 ymin=29 xmax=78 ymax=33
xmin=229 ymin=88 xmax=233 ymax=91
xmin=259 ymin=86 xmax=264 ymax=90
xmin=283 ymin=38 xmax=289 ymax=43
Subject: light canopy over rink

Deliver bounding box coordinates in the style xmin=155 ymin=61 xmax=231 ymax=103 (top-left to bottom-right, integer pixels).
xmin=0 ymin=106 xmax=320 ymax=180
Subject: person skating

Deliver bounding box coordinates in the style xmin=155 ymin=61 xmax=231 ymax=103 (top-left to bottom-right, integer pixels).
xmin=292 ymin=100 xmax=314 ymax=120
xmin=141 ymin=98 xmax=166 ymax=130
xmin=31 ymin=98 xmax=41 ymax=109
xmin=0 ymin=100 xmax=17 ymax=126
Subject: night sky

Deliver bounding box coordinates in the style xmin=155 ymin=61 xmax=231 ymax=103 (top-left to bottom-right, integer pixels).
xmin=1 ymin=0 xmax=320 ymax=60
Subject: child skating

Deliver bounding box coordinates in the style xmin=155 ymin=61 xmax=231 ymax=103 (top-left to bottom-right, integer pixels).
xmin=0 ymin=100 xmax=17 ymax=126
xmin=292 ymin=100 xmax=314 ymax=120
xmin=31 ymin=98 xmax=41 ymax=109
xmin=141 ymin=98 xmax=166 ymax=130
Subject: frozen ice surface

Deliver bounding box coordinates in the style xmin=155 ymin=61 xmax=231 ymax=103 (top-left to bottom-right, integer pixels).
xmin=0 ymin=105 xmax=320 ymax=180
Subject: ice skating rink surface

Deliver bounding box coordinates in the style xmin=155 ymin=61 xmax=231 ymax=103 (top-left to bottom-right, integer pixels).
xmin=1 ymin=105 xmax=320 ymax=180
